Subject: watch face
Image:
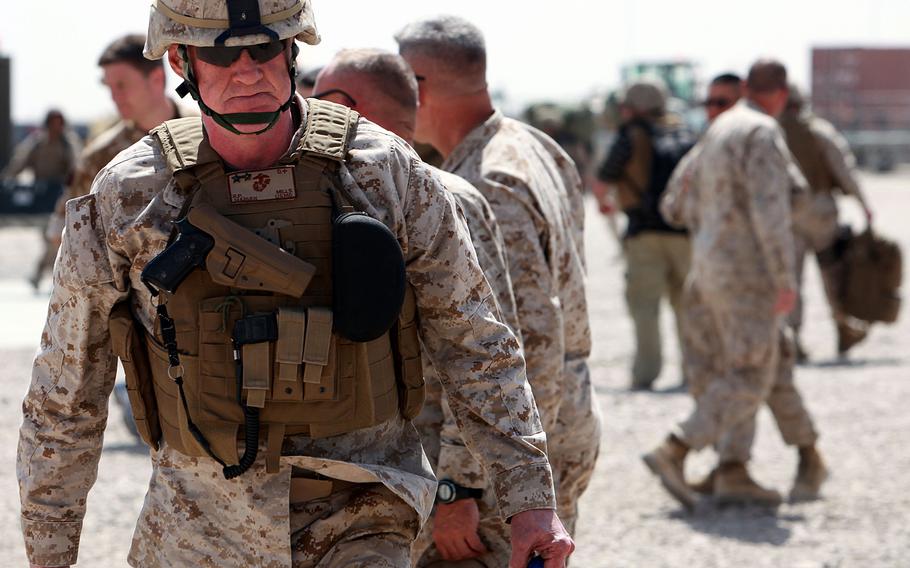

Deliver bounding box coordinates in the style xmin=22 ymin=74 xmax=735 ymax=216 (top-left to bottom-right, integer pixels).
xmin=437 ymin=481 xmax=455 ymax=503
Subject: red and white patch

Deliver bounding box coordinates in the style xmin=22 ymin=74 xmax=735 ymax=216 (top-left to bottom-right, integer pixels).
xmin=228 ymin=167 xmax=296 ymax=203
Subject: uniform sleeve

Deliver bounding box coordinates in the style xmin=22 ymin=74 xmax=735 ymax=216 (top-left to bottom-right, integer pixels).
xmin=479 ymin=173 xmax=564 ymax=434
xmin=435 ymin=190 xmax=522 ymax=491
xmin=660 ymin=146 xmax=700 ymax=229
xmin=17 ymin=182 xmax=129 ymax=567
xmin=402 ymin=159 xmax=556 ymax=519
xmin=2 ymin=134 xmax=39 ymax=178
xmin=743 ymin=126 xmax=801 ymax=291
xmin=813 ymin=119 xmax=867 ymax=205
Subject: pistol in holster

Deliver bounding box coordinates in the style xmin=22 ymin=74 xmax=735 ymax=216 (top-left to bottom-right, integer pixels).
xmin=141 ymin=202 xmax=316 ymax=297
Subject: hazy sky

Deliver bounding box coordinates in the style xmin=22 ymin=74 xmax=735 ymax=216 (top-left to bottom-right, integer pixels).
xmin=3 ymin=0 xmax=910 ymax=124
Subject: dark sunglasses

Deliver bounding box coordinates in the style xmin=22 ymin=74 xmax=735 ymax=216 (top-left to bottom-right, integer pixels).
xmin=311 ymin=88 xmax=358 ymax=107
xmin=195 ymin=40 xmax=287 ymax=68
xmin=704 ymin=97 xmax=733 ymax=109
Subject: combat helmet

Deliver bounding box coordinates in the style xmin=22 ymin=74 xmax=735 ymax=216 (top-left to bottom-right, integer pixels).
xmin=144 ymin=0 xmax=320 ymax=135
xmin=621 ymin=80 xmax=668 ymax=117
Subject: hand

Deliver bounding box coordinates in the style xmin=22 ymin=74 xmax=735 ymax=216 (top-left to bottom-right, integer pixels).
xmin=433 ymin=499 xmax=488 ymax=561
xmin=509 ymin=509 xmax=575 ymax=568
xmin=591 ymin=180 xmax=615 ymax=215
xmin=774 ymin=288 xmax=797 ymax=315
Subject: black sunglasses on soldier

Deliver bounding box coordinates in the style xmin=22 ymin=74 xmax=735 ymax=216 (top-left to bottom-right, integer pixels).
xmin=704 ymin=97 xmax=733 ymax=109
xmin=194 ymin=40 xmax=286 ymax=67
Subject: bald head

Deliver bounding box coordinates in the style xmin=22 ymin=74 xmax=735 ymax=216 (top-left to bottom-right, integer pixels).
xmin=746 ymin=59 xmax=788 ymax=94
xmin=745 ymin=58 xmax=790 ymax=117
xmin=395 ymin=15 xmax=488 ymax=94
xmin=313 ymin=49 xmax=418 ymax=141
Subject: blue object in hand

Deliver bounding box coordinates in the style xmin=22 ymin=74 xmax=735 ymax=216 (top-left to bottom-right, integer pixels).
xmin=528 ymin=556 xmax=545 ymax=568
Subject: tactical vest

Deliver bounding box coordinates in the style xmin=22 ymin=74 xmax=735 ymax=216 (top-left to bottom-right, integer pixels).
xmin=780 ymin=112 xmax=834 ymax=194
xmin=111 ymin=100 xmax=424 ymax=475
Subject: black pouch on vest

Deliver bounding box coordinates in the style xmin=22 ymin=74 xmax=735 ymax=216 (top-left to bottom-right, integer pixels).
xmin=333 ymin=211 xmax=406 ymax=342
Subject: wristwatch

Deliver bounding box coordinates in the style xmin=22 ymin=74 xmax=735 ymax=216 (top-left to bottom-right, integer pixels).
xmin=436 ymin=479 xmax=484 ymax=504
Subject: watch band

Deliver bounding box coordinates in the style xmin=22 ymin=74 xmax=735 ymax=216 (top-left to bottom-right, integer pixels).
xmin=436 ymin=479 xmax=484 ymax=504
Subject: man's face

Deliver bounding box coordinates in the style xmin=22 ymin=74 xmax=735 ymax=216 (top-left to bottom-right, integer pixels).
xmin=704 ymin=82 xmax=741 ymax=122
xmin=45 ymin=116 xmax=65 ymax=138
xmin=189 ymin=41 xmax=293 ymax=131
xmin=102 ymin=63 xmax=162 ymax=122
xmin=398 ymin=51 xmax=434 ymax=144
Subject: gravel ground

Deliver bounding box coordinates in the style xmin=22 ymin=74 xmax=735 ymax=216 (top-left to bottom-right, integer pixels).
xmin=1 ymin=169 xmax=908 ymax=567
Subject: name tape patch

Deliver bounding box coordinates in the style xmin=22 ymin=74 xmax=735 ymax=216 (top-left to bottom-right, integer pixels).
xmin=228 ymin=167 xmax=296 ymax=204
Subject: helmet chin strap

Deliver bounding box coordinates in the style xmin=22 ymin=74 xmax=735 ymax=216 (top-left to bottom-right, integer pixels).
xmin=176 ymin=43 xmax=299 ymax=136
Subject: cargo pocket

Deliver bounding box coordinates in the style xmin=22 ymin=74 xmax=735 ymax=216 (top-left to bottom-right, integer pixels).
xmin=109 ymin=302 xmax=162 ymax=450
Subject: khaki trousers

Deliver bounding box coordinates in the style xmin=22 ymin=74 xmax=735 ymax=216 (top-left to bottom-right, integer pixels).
xmin=623 ymin=232 xmax=691 ymax=388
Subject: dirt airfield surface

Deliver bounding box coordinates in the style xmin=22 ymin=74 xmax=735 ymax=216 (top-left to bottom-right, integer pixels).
xmin=0 ymin=169 xmax=907 ymax=567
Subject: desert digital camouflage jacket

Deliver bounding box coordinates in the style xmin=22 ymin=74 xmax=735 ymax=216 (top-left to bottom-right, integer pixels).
xmin=671 ymin=100 xmax=805 ymax=292
xmin=438 ymin=110 xmax=595 ymax=487
xmin=17 ymin=99 xmax=555 ymax=568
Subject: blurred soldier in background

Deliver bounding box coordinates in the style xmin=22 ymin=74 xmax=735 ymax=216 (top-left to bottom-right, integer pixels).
xmin=780 ymin=84 xmax=874 ymax=358
xmin=702 ymin=73 xmax=742 ymax=122
xmin=397 ymin=15 xmax=598 ymax=567
xmin=295 ymin=65 xmax=321 ymax=97
xmin=524 ymin=103 xmax=594 ymax=188
xmin=2 ymin=108 xmax=80 ymax=289
xmin=661 ymin=71 xmax=827 ymax=504
xmin=49 ymin=33 xmax=194 ymax=247
xmin=311 ymin=47 xmax=522 ymax=567
xmin=592 ymin=80 xmax=695 ymax=390
xmin=644 ymin=60 xmax=826 ymax=510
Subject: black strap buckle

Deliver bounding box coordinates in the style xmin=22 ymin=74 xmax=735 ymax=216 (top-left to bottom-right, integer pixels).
xmin=231 ymin=313 xmax=279 ymax=346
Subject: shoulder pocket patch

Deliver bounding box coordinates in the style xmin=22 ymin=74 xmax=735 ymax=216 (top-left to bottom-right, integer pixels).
xmin=61 ymin=194 xmax=115 ymax=288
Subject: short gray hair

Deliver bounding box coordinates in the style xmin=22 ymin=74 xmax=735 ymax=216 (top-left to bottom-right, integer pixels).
xmin=394 ymin=15 xmax=486 ymax=76
xmin=331 ymin=49 xmax=418 ymax=110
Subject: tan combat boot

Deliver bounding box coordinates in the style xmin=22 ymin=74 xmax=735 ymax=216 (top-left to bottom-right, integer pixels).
xmin=790 ymin=445 xmax=829 ymax=501
xmin=714 ymin=462 xmax=782 ymax=507
xmin=689 ymin=467 xmax=717 ymax=495
xmin=642 ymin=435 xmax=696 ymax=511
xmin=837 ymin=321 xmax=868 ymax=355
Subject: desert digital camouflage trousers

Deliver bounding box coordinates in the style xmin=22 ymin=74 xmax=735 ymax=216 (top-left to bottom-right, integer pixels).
xmin=678 ymin=282 xmax=818 ymax=462
xmin=290 ymin=481 xmax=420 ymax=567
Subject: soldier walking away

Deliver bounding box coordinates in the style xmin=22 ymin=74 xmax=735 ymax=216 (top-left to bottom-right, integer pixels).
xmin=592 ymin=80 xmax=695 ymax=390
xmin=17 ymin=2 xmax=573 ymax=567
xmin=779 ymin=84 xmax=875 ymax=358
xmin=1 ymin=109 xmax=80 ymax=289
xmin=661 ymin=72 xmax=828 ymax=505
xmin=643 ymin=60 xmax=827 ymax=510
xmin=397 ymin=15 xmax=600 ymax=567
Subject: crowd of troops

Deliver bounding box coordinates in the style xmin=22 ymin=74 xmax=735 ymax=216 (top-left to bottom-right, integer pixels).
xmin=9 ymin=1 xmax=876 ymax=566
xmin=594 ymin=62 xmax=872 ymax=509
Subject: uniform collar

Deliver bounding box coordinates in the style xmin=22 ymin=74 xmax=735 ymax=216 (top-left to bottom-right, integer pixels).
xmin=442 ymin=109 xmax=503 ymax=173
xmin=162 ymin=95 xmax=308 ymax=210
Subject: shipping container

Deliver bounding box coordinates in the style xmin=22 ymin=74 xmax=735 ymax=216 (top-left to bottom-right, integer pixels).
xmin=812 ymin=47 xmax=910 ymax=170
